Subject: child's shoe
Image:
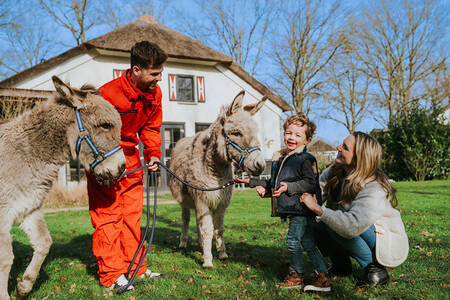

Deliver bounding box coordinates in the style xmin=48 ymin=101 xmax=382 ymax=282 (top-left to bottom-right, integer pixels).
xmin=107 ymin=274 xmax=134 ymax=291
xmin=304 ymin=271 xmax=332 ymax=292
xmin=277 ymin=269 xmax=304 ymax=289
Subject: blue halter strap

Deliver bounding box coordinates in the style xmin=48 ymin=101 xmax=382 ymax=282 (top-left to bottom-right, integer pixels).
xmin=223 ymin=131 xmax=261 ymax=169
xmin=74 ymin=108 xmax=122 ymax=170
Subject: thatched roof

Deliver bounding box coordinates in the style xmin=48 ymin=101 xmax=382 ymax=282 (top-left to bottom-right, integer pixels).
xmin=0 ymin=17 xmax=291 ymax=111
xmin=308 ymin=138 xmax=336 ymax=152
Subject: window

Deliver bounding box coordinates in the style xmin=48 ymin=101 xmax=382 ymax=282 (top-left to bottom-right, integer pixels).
xmin=176 ymin=76 xmax=194 ymax=102
xmin=168 ymin=74 xmax=206 ymax=103
xmin=195 ymin=123 xmax=211 ymax=133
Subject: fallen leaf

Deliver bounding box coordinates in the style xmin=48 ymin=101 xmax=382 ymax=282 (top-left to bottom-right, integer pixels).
xmin=69 ymin=283 xmax=76 ymax=293
xmin=421 ymin=231 xmax=434 ymax=237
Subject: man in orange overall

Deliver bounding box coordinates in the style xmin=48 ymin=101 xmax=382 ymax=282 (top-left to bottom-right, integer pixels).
xmin=86 ymin=41 xmax=168 ymax=290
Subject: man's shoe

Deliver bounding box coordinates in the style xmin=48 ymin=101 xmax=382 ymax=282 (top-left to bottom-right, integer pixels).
xmin=139 ymin=269 xmax=163 ymax=279
xmin=357 ymin=262 xmax=389 ymax=287
xmin=304 ymin=271 xmax=332 ymax=292
xmin=276 ymin=269 xmax=304 ymax=289
xmin=107 ymin=274 xmax=134 ymax=291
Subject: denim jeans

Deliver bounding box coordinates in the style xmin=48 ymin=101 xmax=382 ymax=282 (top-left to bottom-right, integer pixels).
xmin=313 ymin=221 xmax=376 ymax=268
xmin=286 ymin=216 xmax=328 ymax=274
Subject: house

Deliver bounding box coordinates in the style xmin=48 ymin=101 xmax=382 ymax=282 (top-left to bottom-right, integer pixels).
xmin=308 ymin=138 xmax=337 ymax=161
xmin=0 ymin=16 xmax=292 ymax=189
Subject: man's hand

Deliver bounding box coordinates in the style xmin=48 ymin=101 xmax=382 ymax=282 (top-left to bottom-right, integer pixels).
xmin=148 ymin=156 xmax=160 ymax=171
xmin=272 ymin=182 xmax=288 ymax=197
xmin=255 ymin=186 xmax=267 ymax=198
xmin=234 ymin=177 xmax=250 ymax=184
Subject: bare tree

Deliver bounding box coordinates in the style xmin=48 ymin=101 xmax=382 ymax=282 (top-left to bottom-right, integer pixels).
xmin=272 ymin=0 xmax=342 ymax=114
xmin=2 ymin=14 xmax=53 ymax=74
xmin=321 ymin=43 xmax=372 ymax=133
xmin=99 ymin=0 xmax=170 ymax=30
xmin=39 ymin=0 xmax=94 ymax=45
xmin=350 ymin=0 xmax=447 ymax=123
xmin=176 ymin=0 xmax=274 ymax=77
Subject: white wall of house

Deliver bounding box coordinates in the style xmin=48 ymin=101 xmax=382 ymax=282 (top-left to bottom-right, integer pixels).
xmin=13 ymin=49 xmax=283 ymax=159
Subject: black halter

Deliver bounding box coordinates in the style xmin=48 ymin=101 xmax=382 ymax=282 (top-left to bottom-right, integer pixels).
xmin=223 ymin=130 xmax=261 ymax=170
xmin=74 ymin=108 xmax=122 ymax=171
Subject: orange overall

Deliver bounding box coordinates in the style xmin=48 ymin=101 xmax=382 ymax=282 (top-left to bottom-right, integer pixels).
xmin=87 ymin=70 xmax=162 ymax=287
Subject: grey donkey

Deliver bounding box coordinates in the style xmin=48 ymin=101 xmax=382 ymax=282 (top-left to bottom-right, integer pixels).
xmin=0 ymin=76 xmax=125 ymax=300
xmin=169 ymin=91 xmax=266 ymax=268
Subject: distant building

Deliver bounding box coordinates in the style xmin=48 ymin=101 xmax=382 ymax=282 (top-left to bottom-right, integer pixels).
xmin=308 ymin=138 xmax=337 ymax=161
xmin=0 ymin=16 xmax=292 ymax=189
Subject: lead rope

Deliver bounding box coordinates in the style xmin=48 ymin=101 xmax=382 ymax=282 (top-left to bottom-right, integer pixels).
xmin=116 ymin=162 xmax=235 ymax=294
xmin=117 ymin=171 xmax=157 ymax=294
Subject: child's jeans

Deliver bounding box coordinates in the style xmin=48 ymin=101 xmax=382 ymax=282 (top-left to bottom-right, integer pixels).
xmin=313 ymin=222 xmax=376 ymax=268
xmin=286 ymin=216 xmax=328 ymax=274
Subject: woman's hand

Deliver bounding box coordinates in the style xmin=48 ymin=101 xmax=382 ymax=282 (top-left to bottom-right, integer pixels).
xmin=300 ymin=193 xmax=323 ymax=216
xmin=234 ymin=177 xmax=250 ymax=184
xmin=255 ymin=186 xmax=267 ymax=198
xmin=272 ymin=182 xmax=288 ymax=197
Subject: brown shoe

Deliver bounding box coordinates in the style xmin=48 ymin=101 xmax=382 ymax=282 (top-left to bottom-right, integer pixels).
xmin=304 ymin=271 xmax=332 ymax=292
xmin=277 ymin=269 xmax=304 ymax=289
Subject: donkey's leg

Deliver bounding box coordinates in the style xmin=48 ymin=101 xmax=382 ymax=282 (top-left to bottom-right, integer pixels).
xmin=16 ymin=210 xmax=52 ymax=299
xmin=195 ymin=203 xmax=214 ymax=269
xmin=213 ymin=206 xmax=228 ymax=260
xmin=0 ymin=219 xmax=13 ymax=300
xmin=179 ymin=206 xmax=190 ymax=249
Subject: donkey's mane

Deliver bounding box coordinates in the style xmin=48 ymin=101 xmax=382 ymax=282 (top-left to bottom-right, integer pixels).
xmin=80 ymin=83 xmax=99 ymax=94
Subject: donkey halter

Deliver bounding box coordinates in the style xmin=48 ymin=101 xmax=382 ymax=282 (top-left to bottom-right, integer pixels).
xmin=223 ymin=130 xmax=261 ymax=170
xmin=74 ymin=108 xmax=122 ymax=170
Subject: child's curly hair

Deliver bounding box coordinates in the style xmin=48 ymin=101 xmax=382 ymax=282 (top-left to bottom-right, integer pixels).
xmin=283 ymin=113 xmax=317 ymax=140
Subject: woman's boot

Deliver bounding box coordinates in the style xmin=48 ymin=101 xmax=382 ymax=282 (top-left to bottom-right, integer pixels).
xmin=357 ymin=262 xmax=389 ymax=287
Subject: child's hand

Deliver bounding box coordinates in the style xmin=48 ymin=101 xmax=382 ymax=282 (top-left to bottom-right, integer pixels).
xmin=272 ymin=182 xmax=288 ymax=197
xmin=234 ymin=177 xmax=250 ymax=184
xmin=255 ymin=186 xmax=267 ymax=198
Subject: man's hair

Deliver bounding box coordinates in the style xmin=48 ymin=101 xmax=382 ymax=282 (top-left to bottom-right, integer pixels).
xmin=283 ymin=112 xmax=317 ymax=140
xmin=130 ymin=41 xmax=168 ymax=69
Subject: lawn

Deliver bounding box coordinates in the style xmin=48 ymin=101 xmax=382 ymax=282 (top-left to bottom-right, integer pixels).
xmin=9 ymin=180 xmax=450 ymax=299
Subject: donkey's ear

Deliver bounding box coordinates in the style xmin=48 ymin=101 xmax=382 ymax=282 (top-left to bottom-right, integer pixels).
xmin=243 ymin=96 xmax=267 ymax=115
xmin=52 ymin=76 xmax=86 ymax=109
xmin=227 ymin=91 xmax=245 ymax=116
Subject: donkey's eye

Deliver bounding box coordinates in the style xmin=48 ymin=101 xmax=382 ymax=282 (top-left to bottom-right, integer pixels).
xmin=99 ymin=123 xmax=113 ymax=130
xmin=230 ymin=131 xmax=242 ymax=137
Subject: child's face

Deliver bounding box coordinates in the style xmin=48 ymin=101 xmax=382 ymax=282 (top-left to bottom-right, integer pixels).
xmin=284 ymin=123 xmax=311 ymax=152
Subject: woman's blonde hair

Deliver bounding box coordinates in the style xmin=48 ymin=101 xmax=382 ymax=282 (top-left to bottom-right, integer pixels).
xmin=325 ymin=131 xmax=398 ymax=208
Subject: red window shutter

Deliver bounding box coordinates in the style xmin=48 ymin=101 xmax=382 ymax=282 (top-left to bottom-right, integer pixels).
xmin=197 ymin=76 xmax=205 ymax=102
xmin=113 ymin=69 xmax=126 ymax=79
xmin=169 ymin=74 xmax=177 ymax=101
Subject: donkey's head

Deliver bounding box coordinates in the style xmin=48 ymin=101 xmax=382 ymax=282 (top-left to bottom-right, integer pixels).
xmin=52 ymin=76 xmax=125 ymax=182
xmin=218 ymin=91 xmax=266 ymax=176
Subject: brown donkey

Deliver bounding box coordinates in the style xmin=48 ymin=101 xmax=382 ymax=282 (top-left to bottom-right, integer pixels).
xmin=0 ymin=76 xmax=125 ymax=299
xmin=169 ymin=91 xmax=266 ymax=268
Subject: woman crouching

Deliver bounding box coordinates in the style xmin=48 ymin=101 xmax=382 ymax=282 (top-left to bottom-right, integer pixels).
xmin=300 ymin=131 xmax=408 ymax=287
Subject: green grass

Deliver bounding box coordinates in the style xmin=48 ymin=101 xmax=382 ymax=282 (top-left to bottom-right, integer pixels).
xmin=9 ymin=180 xmax=450 ymax=299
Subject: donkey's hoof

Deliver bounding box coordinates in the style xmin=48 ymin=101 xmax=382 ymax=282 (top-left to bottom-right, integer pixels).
xmin=178 ymin=242 xmax=187 ymax=249
xmin=218 ymin=252 xmax=229 ymax=260
xmin=202 ymin=261 xmax=214 ymax=269
xmin=16 ymin=280 xmax=32 ymax=300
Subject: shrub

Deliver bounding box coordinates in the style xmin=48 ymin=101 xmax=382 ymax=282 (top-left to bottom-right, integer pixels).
xmin=374 ymin=101 xmax=450 ymax=181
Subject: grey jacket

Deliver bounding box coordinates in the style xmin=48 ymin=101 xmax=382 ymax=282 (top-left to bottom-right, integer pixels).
xmin=317 ymin=167 xmax=409 ymax=267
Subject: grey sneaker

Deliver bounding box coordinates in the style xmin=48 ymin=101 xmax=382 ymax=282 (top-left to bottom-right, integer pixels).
xmin=107 ymin=274 xmax=134 ymax=291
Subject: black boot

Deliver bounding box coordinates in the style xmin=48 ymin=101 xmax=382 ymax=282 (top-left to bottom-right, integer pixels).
xmin=329 ymin=255 xmax=352 ymax=277
xmin=357 ymin=262 xmax=389 ymax=287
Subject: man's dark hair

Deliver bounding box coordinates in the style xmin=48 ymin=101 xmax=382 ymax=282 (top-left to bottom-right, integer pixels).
xmin=130 ymin=41 xmax=168 ymax=69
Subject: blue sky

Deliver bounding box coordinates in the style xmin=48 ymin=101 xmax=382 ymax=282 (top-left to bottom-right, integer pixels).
xmin=1 ymin=0 xmax=448 ymax=146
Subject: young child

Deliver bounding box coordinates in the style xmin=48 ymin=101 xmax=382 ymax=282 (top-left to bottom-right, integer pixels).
xmin=235 ymin=113 xmax=331 ymax=292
